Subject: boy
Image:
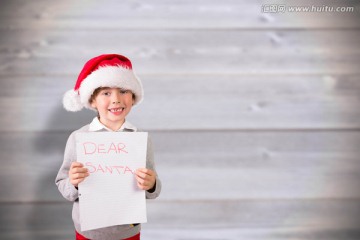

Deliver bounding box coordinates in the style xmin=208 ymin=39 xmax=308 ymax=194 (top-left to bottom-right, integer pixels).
xmin=55 ymin=54 xmax=161 ymax=240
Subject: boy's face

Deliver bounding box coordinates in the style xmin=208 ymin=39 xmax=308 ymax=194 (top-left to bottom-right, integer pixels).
xmin=90 ymin=87 xmax=134 ymax=130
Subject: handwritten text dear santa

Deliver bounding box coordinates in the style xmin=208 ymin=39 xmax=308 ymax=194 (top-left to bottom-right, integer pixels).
xmin=76 ymin=132 xmax=148 ymax=231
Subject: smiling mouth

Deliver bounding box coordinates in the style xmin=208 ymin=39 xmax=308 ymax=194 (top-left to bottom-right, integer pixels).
xmin=108 ymin=107 xmax=124 ymax=113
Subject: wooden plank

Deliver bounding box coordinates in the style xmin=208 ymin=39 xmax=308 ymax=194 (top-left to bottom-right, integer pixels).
xmin=1 ymin=199 xmax=360 ymax=239
xmin=146 ymin=199 xmax=360 ymax=229
xmin=0 ymin=203 xmax=74 ymax=240
xmin=3 ymin=74 xmax=360 ymax=98
xmin=0 ymin=0 xmax=359 ymax=29
xmin=154 ymin=131 xmax=360 ymax=200
xmin=0 ymin=30 xmax=359 ymax=75
xmin=141 ymin=227 xmax=360 ymax=240
xmin=1 ymin=131 xmax=360 ymax=202
xmin=1 ymin=74 xmax=360 ymax=131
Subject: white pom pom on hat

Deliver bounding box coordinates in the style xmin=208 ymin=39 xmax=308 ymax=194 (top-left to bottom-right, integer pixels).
xmin=63 ymin=54 xmax=144 ymax=112
xmin=63 ymin=89 xmax=83 ymax=112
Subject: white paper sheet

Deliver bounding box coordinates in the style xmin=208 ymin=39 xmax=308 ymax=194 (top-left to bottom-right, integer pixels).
xmin=75 ymin=132 xmax=148 ymax=231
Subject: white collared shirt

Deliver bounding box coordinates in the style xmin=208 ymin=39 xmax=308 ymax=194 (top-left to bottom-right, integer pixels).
xmin=88 ymin=117 xmax=138 ymax=132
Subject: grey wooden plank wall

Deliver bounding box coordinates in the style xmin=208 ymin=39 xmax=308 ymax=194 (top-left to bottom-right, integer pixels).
xmin=1 ymin=0 xmax=360 ymax=239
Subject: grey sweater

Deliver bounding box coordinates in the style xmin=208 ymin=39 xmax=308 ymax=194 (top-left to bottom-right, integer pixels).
xmin=55 ymin=120 xmax=161 ymax=240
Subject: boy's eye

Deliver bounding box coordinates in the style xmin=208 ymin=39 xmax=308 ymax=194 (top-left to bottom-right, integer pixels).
xmin=120 ymin=90 xmax=130 ymax=94
xmin=102 ymin=92 xmax=111 ymax=96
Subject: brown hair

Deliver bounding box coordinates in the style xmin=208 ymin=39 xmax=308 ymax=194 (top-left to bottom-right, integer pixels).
xmin=89 ymin=87 xmax=106 ymax=104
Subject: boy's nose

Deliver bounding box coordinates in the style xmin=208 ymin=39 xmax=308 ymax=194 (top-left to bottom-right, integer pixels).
xmin=112 ymin=92 xmax=121 ymax=104
xmin=111 ymin=91 xmax=122 ymax=104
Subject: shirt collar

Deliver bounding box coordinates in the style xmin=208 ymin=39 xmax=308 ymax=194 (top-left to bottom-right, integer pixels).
xmin=88 ymin=117 xmax=137 ymax=132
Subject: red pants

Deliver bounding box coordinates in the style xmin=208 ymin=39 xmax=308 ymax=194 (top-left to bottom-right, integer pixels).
xmin=76 ymin=231 xmax=140 ymax=240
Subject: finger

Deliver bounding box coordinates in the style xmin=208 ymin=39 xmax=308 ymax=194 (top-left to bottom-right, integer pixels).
xmin=137 ymin=180 xmax=151 ymax=190
xmin=136 ymin=168 xmax=154 ymax=177
xmin=137 ymin=168 xmax=154 ymax=174
xmin=70 ymin=162 xmax=83 ymax=169
xmin=135 ymin=175 xmax=147 ymax=185
xmin=136 ymin=175 xmax=152 ymax=188
xmin=137 ymin=173 xmax=156 ymax=185
xmin=72 ymin=172 xmax=90 ymax=179
xmin=70 ymin=172 xmax=89 ymax=182
xmin=137 ymin=181 xmax=146 ymax=190
xmin=71 ymin=177 xmax=85 ymax=186
xmin=135 ymin=170 xmax=148 ymax=179
xmin=71 ymin=167 xmax=88 ymax=174
xmin=136 ymin=168 xmax=151 ymax=174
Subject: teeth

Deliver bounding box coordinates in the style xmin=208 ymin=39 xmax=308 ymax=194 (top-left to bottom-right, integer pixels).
xmin=109 ymin=108 xmax=124 ymax=112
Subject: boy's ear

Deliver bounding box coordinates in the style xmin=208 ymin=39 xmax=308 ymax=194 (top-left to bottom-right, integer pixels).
xmin=133 ymin=93 xmax=136 ymax=105
xmin=90 ymin=100 xmax=97 ymax=109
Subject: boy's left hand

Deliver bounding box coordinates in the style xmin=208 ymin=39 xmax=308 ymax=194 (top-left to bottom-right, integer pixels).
xmin=135 ymin=168 xmax=156 ymax=191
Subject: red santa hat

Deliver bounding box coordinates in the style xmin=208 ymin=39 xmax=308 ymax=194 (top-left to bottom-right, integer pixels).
xmin=63 ymin=54 xmax=144 ymax=112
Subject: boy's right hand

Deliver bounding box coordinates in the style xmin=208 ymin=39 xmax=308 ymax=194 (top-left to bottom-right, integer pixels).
xmin=69 ymin=162 xmax=89 ymax=187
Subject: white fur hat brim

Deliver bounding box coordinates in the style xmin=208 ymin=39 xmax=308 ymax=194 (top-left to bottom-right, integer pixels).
xmin=63 ymin=65 xmax=143 ymax=112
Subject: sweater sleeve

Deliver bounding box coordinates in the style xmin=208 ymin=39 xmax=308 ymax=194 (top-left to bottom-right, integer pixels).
xmin=55 ymin=131 xmax=79 ymax=201
xmin=145 ymin=135 xmax=162 ymax=199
